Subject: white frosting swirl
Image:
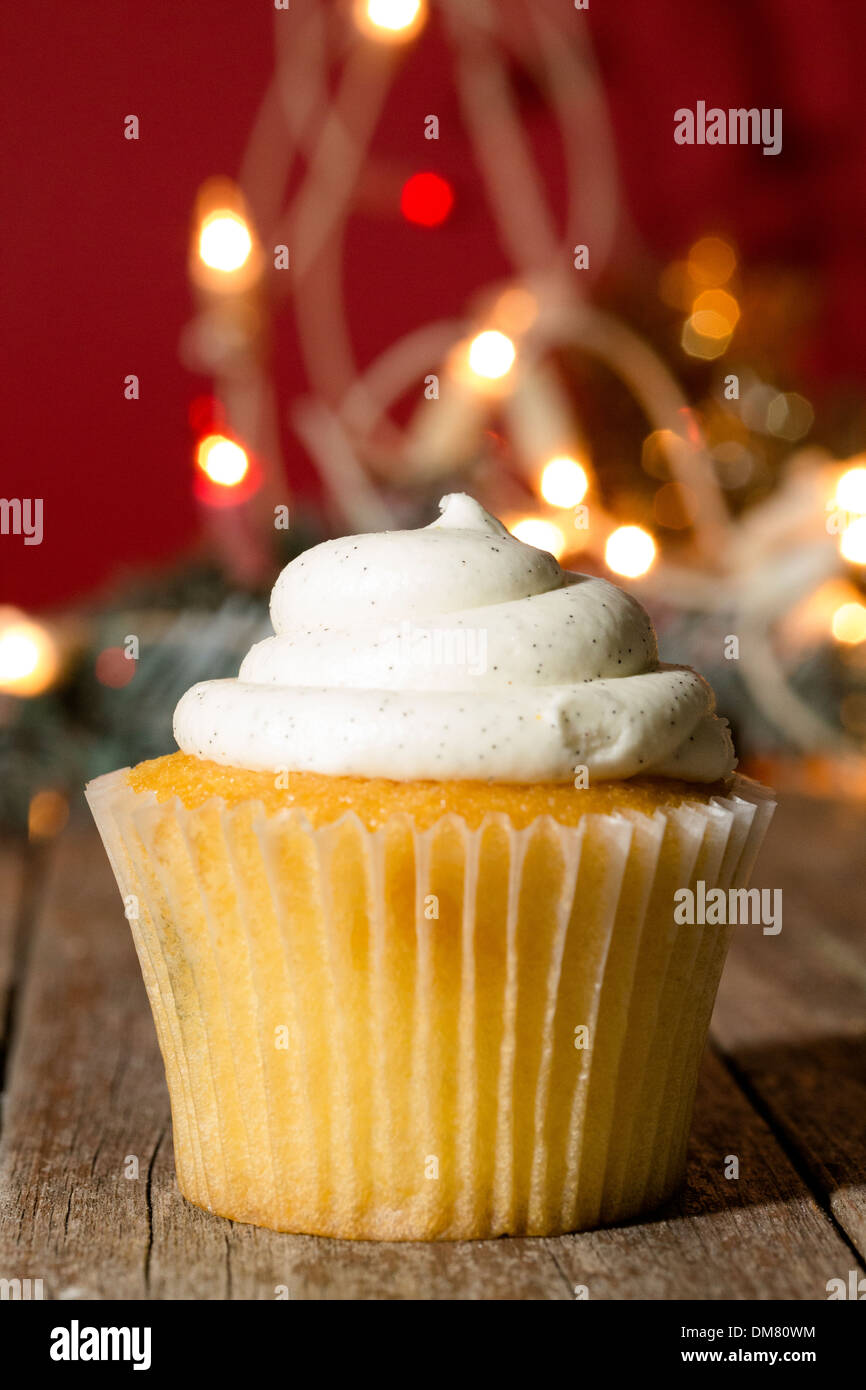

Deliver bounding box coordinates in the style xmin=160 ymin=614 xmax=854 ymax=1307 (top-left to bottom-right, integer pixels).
xmin=173 ymin=494 xmax=735 ymax=783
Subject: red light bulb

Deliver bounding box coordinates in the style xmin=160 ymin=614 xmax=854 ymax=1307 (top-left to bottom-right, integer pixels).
xmin=400 ymin=172 xmax=454 ymax=227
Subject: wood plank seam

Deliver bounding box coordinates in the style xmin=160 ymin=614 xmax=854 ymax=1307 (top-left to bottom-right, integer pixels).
xmin=713 ymin=1045 xmax=866 ymax=1271
xmin=143 ymin=1123 xmax=168 ymax=1294
xmin=0 ymin=843 xmax=51 ymax=1127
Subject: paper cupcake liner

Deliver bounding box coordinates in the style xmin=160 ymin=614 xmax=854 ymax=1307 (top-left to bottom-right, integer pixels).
xmin=86 ymin=769 xmax=774 ymax=1240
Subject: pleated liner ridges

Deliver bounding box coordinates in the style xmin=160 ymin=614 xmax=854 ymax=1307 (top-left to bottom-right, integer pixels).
xmin=86 ymin=770 xmax=774 ymax=1241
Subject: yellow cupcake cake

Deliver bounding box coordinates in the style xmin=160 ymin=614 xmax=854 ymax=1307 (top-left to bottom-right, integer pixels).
xmin=87 ymin=494 xmax=774 ymax=1240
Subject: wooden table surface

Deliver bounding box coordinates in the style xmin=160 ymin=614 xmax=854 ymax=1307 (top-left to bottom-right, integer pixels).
xmin=0 ymin=794 xmax=864 ymax=1301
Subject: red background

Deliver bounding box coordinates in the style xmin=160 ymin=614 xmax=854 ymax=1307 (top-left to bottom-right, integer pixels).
xmin=3 ymin=0 xmax=865 ymax=610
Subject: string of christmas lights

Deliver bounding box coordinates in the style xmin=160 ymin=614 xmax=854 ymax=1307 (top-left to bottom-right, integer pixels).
xmin=173 ymin=0 xmax=866 ymax=769
xmin=5 ymin=0 xmax=866 ymax=841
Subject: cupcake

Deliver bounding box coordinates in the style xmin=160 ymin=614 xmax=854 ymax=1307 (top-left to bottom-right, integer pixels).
xmin=86 ymin=494 xmax=774 ymax=1240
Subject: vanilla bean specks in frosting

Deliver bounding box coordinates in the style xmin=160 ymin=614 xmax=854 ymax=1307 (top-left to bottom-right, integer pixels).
xmin=173 ymin=494 xmax=735 ymax=783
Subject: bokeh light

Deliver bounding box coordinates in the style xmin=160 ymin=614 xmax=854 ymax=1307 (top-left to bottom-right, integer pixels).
xmin=0 ymin=609 xmax=59 ymax=696
xmin=711 ymin=440 xmax=755 ymax=489
xmin=641 ymin=428 xmax=680 ymax=480
xmin=540 ymin=456 xmax=588 ymax=508
xmin=682 ymin=312 xmax=732 ymax=359
xmin=766 ymin=392 xmax=814 ymax=441
xmin=0 ymin=630 xmax=38 ymax=684
xmin=840 ymin=517 xmax=866 ymax=565
xmin=832 ymin=602 xmax=866 ymax=644
xmin=692 ymin=288 xmax=740 ymax=331
xmin=510 ymin=517 xmax=566 ymax=558
xmin=28 ymin=789 xmax=69 ymax=842
xmin=357 ymin=0 xmax=426 ymax=40
xmin=605 ymin=525 xmax=656 ymax=578
xmin=836 ymin=465 xmax=866 ymax=514
xmin=196 ymin=434 xmax=250 ymax=487
xmin=687 ymin=236 xmax=737 ymax=287
xmin=198 ymin=211 xmax=253 ymax=273
xmin=95 ymin=646 xmax=137 ymax=689
xmin=400 ymin=172 xmax=454 ymax=227
xmin=467 ymin=330 xmax=516 ymax=381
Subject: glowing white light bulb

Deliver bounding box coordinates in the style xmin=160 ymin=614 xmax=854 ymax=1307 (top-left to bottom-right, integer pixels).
xmin=359 ymin=0 xmax=425 ymax=39
xmin=196 ymin=434 xmax=249 ymax=487
xmin=836 ymin=466 xmax=866 ymax=515
xmin=198 ymin=211 xmax=253 ymax=273
xmin=467 ymin=330 xmax=516 ymax=381
xmin=540 ymin=456 xmax=589 ymax=508
xmin=605 ymin=525 xmax=656 ymax=578
xmin=0 ymin=631 xmax=39 ymax=683
xmin=0 ymin=610 xmax=58 ymax=696
xmin=840 ymin=517 xmax=866 ymax=566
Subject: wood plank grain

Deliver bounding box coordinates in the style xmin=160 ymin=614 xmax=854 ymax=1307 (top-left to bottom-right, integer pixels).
xmin=0 ymin=829 xmax=572 ymax=1300
xmin=0 ymin=830 xmax=168 ymax=1300
xmin=0 ymin=823 xmax=859 ymax=1300
xmin=712 ymin=794 xmax=866 ymax=1256
xmin=552 ymin=1047 xmax=859 ymax=1301
xmin=0 ymin=838 xmax=50 ymax=1126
